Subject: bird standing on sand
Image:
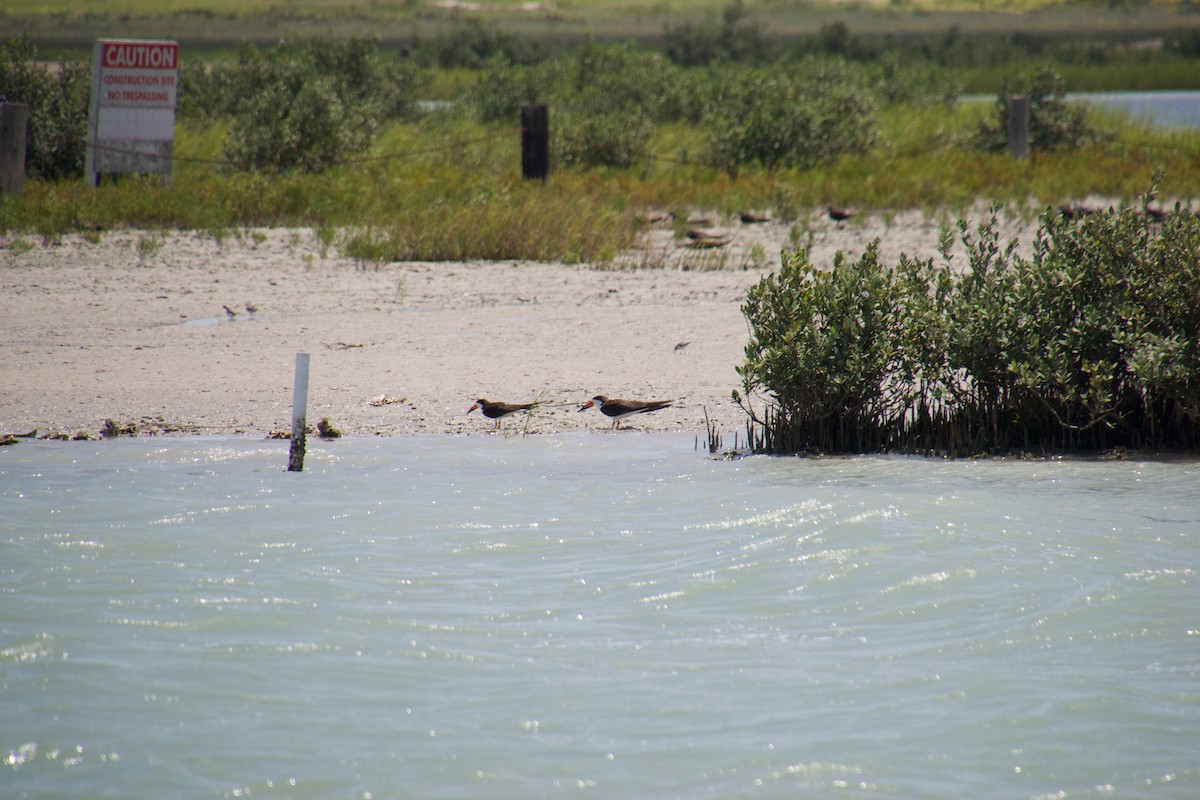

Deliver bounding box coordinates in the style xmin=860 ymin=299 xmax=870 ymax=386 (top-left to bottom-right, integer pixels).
xmin=827 ymin=206 xmax=856 ymax=222
xmin=1058 ymin=202 xmax=1095 ymax=222
xmin=468 ymin=398 xmax=537 ymax=430
xmin=579 ymin=395 xmax=673 ymax=430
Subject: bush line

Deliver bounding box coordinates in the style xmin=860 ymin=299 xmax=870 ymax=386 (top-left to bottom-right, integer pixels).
xmin=737 ymin=185 xmax=1200 ymax=456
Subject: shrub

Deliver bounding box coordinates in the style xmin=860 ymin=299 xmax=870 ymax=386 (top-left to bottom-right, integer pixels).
xmin=417 ymin=19 xmax=547 ymax=69
xmin=662 ymin=0 xmax=775 ymax=66
xmin=555 ymin=106 xmax=653 ymax=169
xmin=224 ymin=74 xmax=362 ymax=174
xmin=0 ymin=34 xmax=89 ymax=180
xmin=1002 ymin=199 xmax=1200 ymax=448
xmin=209 ymin=37 xmax=426 ymax=173
xmin=975 ymin=66 xmax=1108 ymax=152
xmin=739 ymin=189 xmax=1200 ymax=455
xmin=566 ymin=39 xmax=687 ymax=123
xmin=703 ymin=60 xmax=879 ymax=171
xmin=463 ymin=57 xmax=552 ymax=124
xmin=869 ymin=52 xmax=961 ymax=106
xmin=737 ymin=242 xmax=911 ymax=452
xmin=465 ymin=41 xmax=679 ymax=168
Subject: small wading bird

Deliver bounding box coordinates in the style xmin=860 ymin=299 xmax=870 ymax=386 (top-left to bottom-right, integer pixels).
xmin=827 ymin=205 xmax=856 ymax=222
xmin=579 ymin=395 xmax=673 ymax=430
xmin=467 ymin=398 xmax=537 ymax=430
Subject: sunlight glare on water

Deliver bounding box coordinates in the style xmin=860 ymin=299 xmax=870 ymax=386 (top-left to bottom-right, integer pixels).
xmin=2 ymin=435 xmax=1198 ymax=799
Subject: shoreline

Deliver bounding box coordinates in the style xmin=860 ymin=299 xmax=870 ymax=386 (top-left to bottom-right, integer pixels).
xmin=0 ymin=206 xmax=1056 ymax=441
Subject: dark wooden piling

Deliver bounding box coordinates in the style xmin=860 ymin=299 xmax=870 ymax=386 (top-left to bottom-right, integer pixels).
xmin=1007 ymin=96 xmax=1029 ymax=159
xmin=521 ymin=104 xmax=549 ymax=181
xmin=0 ymin=102 xmax=29 ymax=197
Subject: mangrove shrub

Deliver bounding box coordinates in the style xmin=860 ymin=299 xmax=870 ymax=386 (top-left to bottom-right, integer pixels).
xmin=704 ymin=60 xmax=879 ymax=171
xmin=975 ymin=66 xmax=1107 ymax=153
xmin=739 ymin=197 xmax=1200 ymax=455
xmin=201 ymin=38 xmax=426 ymax=173
xmin=0 ymin=34 xmax=89 ymax=180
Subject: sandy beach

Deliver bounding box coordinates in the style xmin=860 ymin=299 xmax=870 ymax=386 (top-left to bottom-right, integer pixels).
xmin=0 ymin=206 xmax=1046 ymax=440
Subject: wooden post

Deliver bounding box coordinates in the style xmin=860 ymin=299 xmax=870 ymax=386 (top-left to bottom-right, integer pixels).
xmin=1007 ymin=96 xmax=1029 ymax=160
xmin=521 ymin=104 xmax=548 ymax=180
xmin=287 ymin=352 xmax=310 ymax=472
xmin=0 ymin=102 xmax=29 ymax=197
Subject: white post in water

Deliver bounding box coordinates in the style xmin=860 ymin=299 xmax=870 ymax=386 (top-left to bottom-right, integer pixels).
xmin=288 ymin=352 xmax=310 ymax=472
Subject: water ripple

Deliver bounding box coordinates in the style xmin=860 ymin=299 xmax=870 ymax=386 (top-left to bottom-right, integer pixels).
xmin=1 ymin=436 xmax=1197 ymax=800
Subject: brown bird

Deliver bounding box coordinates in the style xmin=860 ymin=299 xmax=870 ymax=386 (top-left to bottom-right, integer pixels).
xmin=468 ymin=398 xmax=537 ymax=430
xmin=827 ymin=206 xmax=856 ymax=222
xmin=685 ymin=227 xmax=731 ymax=249
xmin=739 ymin=210 xmax=770 ymax=224
xmin=1142 ymin=204 xmax=1168 ymax=224
xmin=1058 ymin=202 xmax=1095 ymax=222
xmin=579 ymin=395 xmax=673 ymax=430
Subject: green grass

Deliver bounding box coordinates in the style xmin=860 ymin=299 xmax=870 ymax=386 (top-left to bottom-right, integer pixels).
xmin=3 ymin=100 xmax=1197 ymax=263
xmin=958 ymin=58 xmax=1200 ymax=94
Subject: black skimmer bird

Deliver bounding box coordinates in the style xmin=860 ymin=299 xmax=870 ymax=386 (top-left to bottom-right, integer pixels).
xmin=1058 ymin=202 xmax=1095 ymax=222
xmin=468 ymin=398 xmax=536 ymax=430
xmin=1141 ymin=203 xmax=1168 ymax=224
xmin=579 ymin=395 xmax=672 ymax=430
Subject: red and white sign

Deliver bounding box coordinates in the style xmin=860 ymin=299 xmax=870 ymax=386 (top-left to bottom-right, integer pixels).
xmin=86 ymin=38 xmax=178 ymax=184
xmin=101 ymin=40 xmax=178 ymax=70
xmin=93 ymin=39 xmax=179 ymax=140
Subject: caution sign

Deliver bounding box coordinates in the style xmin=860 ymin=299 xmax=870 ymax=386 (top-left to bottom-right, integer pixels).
xmin=86 ymin=39 xmax=179 ymax=186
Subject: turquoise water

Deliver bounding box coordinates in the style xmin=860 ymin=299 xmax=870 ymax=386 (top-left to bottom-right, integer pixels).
xmin=2 ymin=435 xmax=1198 ymax=799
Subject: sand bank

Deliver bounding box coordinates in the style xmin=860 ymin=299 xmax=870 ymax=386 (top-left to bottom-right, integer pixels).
xmin=0 ymin=206 xmax=1044 ymax=439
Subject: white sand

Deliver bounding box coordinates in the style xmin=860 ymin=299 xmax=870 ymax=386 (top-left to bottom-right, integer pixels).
xmin=0 ymin=207 xmax=1043 ymax=439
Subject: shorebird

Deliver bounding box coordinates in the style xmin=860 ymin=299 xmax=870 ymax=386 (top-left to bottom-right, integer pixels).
xmin=468 ymin=398 xmax=537 ymax=430
xmin=827 ymin=206 xmax=856 ymax=222
xmin=222 ymin=304 xmax=239 ymax=319
xmin=1142 ymin=203 xmax=1168 ymax=223
xmin=1058 ymin=202 xmax=1095 ymax=222
xmin=686 ymin=227 xmax=725 ymax=241
xmin=579 ymin=395 xmax=672 ymax=430
xmin=684 ymin=227 xmax=731 ymax=249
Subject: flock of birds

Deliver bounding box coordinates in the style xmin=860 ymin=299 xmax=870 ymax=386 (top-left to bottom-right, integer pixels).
xmin=1057 ymin=199 xmax=1196 ymax=223
xmin=468 ymin=395 xmax=672 ymax=431
xmin=664 ymin=206 xmax=861 ymax=249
